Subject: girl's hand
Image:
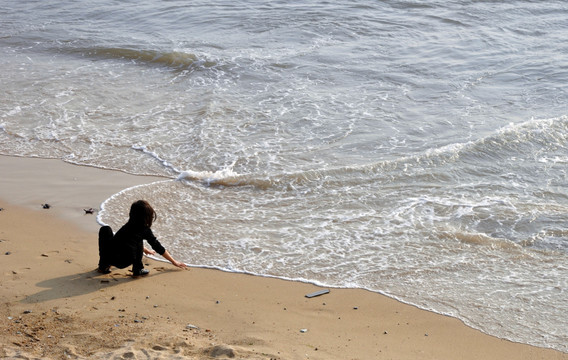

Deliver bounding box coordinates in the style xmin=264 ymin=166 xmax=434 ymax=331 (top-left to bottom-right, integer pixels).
xmin=161 ymin=250 xmax=187 ymax=270
xmin=143 ymin=247 xmax=156 ymax=255
xmin=172 ymin=260 xmax=187 ymax=269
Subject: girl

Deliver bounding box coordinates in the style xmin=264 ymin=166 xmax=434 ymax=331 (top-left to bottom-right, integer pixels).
xmin=97 ymin=200 xmax=187 ymax=276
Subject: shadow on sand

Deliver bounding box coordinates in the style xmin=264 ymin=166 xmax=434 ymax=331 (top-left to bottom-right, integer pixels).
xmin=20 ymin=266 xmax=175 ymax=304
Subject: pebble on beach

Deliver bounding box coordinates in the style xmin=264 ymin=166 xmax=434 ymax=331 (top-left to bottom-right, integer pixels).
xmin=206 ymin=345 xmax=235 ymax=358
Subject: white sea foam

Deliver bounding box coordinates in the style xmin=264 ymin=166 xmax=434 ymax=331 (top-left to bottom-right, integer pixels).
xmin=176 ymin=163 xmax=241 ymax=186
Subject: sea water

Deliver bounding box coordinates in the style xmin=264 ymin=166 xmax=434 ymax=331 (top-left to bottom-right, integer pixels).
xmin=1 ymin=0 xmax=567 ymax=352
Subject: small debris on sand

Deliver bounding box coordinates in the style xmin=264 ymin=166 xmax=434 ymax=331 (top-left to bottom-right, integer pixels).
xmin=205 ymin=344 xmax=235 ymax=358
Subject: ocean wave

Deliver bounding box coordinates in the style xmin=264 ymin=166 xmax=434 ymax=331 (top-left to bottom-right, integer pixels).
xmin=70 ymin=47 xmax=218 ymax=70
xmin=175 ymin=115 xmax=568 ymax=191
xmin=438 ymin=227 xmax=523 ymax=251
xmin=381 ymin=115 xmax=568 ymax=169
xmin=176 ymin=167 xmax=276 ymax=189
xmin=131 ymin=145 xmax=182 ymax=175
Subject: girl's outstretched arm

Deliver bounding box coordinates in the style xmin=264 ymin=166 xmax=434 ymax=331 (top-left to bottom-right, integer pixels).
xmin=161 ymin=250 xmax=187 ymax=269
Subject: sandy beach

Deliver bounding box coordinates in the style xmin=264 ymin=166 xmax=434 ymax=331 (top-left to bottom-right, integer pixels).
xmin=1 ymin=155 xmax=566 ymax=360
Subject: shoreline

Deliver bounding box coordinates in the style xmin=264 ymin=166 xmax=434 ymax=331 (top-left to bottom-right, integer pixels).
xmin=0 ymin=155 xmax=166 ymax=232
xmin=1 ymin=154 xmax=566 ymax=359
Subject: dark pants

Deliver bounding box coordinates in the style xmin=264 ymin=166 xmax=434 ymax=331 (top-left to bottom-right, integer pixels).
xmin=98 ymin=226 xmax=144 ymax=271
xmin=98 ymin=226 xmax=114 ymax=269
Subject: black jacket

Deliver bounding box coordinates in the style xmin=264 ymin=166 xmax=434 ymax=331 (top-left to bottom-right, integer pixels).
xmin=111 ymin=222 xmax=166 ymax=269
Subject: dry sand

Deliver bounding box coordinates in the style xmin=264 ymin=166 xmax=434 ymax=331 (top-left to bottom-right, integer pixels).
xmin=1 ymin=155 xmax=567 ymax=360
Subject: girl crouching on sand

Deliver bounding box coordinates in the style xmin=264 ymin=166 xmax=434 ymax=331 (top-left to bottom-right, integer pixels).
xmin=97 ymin=200 xmax=187 ymax=276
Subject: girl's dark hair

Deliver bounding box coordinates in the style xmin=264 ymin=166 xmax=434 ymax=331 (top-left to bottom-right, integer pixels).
xmin=129 ymin=200 xmax=157 ymax=227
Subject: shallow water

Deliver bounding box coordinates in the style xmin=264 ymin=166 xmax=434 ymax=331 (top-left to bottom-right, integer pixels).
xmin=1 ymin=0 xmax=568 ymax=351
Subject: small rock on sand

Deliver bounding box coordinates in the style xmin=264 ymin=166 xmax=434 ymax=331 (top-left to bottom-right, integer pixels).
xmin=206 ymin=345 xmax=235 ymax=358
